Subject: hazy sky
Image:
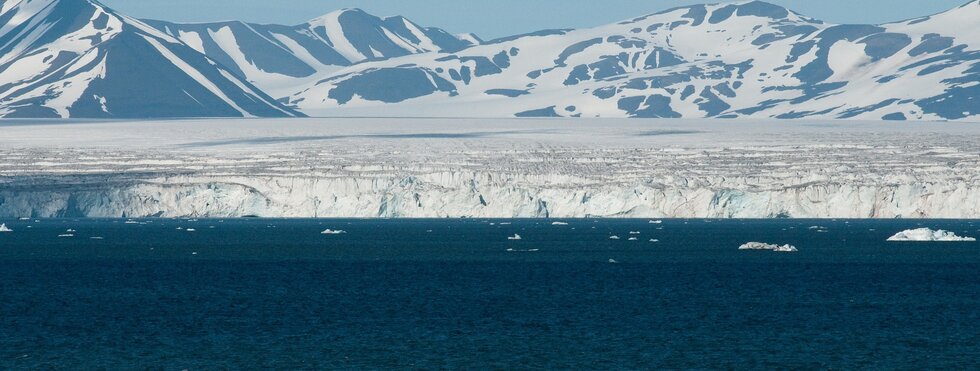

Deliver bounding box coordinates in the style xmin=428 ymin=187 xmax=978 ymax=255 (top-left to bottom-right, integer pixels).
xmin=102 ymin=0 xmax=968 ymax=39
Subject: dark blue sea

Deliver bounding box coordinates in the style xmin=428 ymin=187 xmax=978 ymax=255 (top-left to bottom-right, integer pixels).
xmin=1 ymin=219 xmax=978 ymax=369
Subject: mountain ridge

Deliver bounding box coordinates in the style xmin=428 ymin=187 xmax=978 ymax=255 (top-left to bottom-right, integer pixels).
xmin=0 ymin=0 xmax=300 ymax=118
xmin=0 ymin=0 xmax=976 ymax=120
xmin=285 ymin=0 xmax=978 ymax=121
xmin=145 ymin=8 xmax=479 ymax=96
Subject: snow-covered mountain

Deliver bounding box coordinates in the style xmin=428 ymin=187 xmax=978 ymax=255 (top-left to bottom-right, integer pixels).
xmin=1 ymin=0 xmax=976 ymax=120
xmin=146 ymin=9 xmax=480 ymax=97
xmin=288 ymin=0 xmax=979 ymax=121
xmin=0 ymin=0 xmax=299 ymax=118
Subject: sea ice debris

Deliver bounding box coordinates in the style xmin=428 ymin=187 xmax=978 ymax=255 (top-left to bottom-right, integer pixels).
xmin=887 ymin=228 xmax=976 ymax=242
xmin=739 ymin=242 xmax=798 ymax=252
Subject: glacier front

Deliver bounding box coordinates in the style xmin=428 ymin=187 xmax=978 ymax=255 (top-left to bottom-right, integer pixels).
xmin=1 ymin=118 xmax=979 ymax=218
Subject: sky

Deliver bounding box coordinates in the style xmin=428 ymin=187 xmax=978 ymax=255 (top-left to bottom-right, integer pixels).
xmin=101 ymin=0 xmax=969 ymax=39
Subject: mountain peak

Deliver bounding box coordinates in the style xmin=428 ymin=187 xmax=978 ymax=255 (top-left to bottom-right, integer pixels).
xmin=306 ymin=7 xmax=373 ymax=25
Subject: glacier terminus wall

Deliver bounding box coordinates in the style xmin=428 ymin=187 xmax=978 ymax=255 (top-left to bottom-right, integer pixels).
xmin=1 ymin=118 xmax=979 ymax=219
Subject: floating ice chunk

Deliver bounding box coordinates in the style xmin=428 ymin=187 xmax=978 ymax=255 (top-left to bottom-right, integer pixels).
xmin=58 ymin=234 xmax=74 ymax=238
xmin=507 ymin=234 xmax=522 ymax=240
xmin=649 ymin=239 xmax=660 ymax=243
xmin=0 ymin=224 xmax=11 ymax=232
xmin=887 ymin=228 xmax=976 ymax=242
xmin=739 ymin=242 xmax=798 ymax=252
xmin=125 ymin=220 xmax=138 ymax=224
xmin=629 ymin=231 xmax=641 ymax=235
xmin=649 ymin=220 xmax=663 ymax=224
xmin=66 ymin=229 xmax=76 ymax=233
xmin=608 ymin=259 xmax=619 ymax=264
xmin=321 ymin=229 xmax=347 ymax=235
xmin=551 ymin=222 xmax=569 ymax=226
xmin=609 ymin=235 xmax=620 ymax=240
xmin=628 ymin=237 xmax=639 ymax=241
xmin=186 ymin=229 xmax=197 ymax=232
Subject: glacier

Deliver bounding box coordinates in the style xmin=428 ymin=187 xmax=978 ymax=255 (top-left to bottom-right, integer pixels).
xmin=2 ymin=118 xmax=980 ymax=219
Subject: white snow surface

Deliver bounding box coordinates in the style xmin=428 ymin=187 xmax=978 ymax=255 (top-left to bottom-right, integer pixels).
xmin=886 ymin=228 xmax=976 ymax=242
xmin=3 ymin=118 xmax=980 ymax=218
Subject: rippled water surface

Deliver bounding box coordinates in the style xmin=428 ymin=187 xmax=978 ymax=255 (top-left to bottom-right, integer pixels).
xmin=1 ymin=219 xmax=978 ymax=368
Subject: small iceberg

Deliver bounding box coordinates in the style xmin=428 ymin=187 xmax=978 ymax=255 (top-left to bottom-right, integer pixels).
xmin=649 ymin=220 xmax=663 ymax=224
xmin=608 ymin=259 xmax=619 ymax=264
xmin=507 ymin=234 xmax=522 ymax=240
xmin=321 ymin=229 xmax=347 ymax=235
xmin=58 ymin=234 xmax=74 ymax=238
xmin=551 ymin=222 xmax=569 ymax=226
xmin=186 ymin=229 xmax=197 ymax=232
xmin=609 ymin=235 xmax=620 ymax=240
xmin=649 ymin=239 xmax=660 ymax=243
xmin=629 ymin=231 xmax=641 ymax=235
xmin=0 ymin=223 xmax=12 ymax=232
xmin=628 ymin=237 xmax=639 ymax=241
xmin=887 ymin=228 xmax=976 ymax=242
xmin=739 ymin=242 xmax=798 ymax=252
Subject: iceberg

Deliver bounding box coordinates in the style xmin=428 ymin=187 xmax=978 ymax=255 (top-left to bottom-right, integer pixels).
xmin=321 ymin=229 xmax=347 ymax=235
xmin=507 ymin=234 xmax=522 ymax=240
xmin=551 ymin=222 xmax=569 ymax=226
xmin=887 ymin=228 xmax=976 ymax=242
xmin=0 ymin=223 xmax=11 ymax=232
xmin=739 ymin=242 xmax=798 ymax=252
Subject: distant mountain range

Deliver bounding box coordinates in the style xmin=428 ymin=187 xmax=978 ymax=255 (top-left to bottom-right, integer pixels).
xmin=0 ymin=0 xmax=977 ymax=120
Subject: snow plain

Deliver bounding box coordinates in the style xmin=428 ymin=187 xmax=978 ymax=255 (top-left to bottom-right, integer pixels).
xmin=2 ymin=118 xmax=980 ymax=218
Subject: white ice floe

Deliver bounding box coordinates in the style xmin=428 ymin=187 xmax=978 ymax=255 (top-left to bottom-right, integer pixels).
xmin=609 ymin=236 xmax=620 ymax=240
xmin=551 ymin=222 xmax=569 ymax=226
xmin=0 ymin=223 xmax=11 ymax=232
xmin=649 ymin=239 xmax=660 ymax=243
xmin=629 ymin=231 xmax=641 ymax=235
xmin=186 ymin=228 xmax=197 ymax=232
xmin=608 ymin=259 xmax=619 ymax=264
xmin=739 ymin=242 xmax=798 ymax=252
xmin=507 ymin=234 xmax=522 ymax=240
xmin=321 ymin=229 xmax=347 ymax=235
xmin=649 ymin=220 xmax=663 ymax=224
xmin=58 ymin=234 xmax=74 ymax=238
xmin=887 ymin=228 xmax=976 ymax=242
